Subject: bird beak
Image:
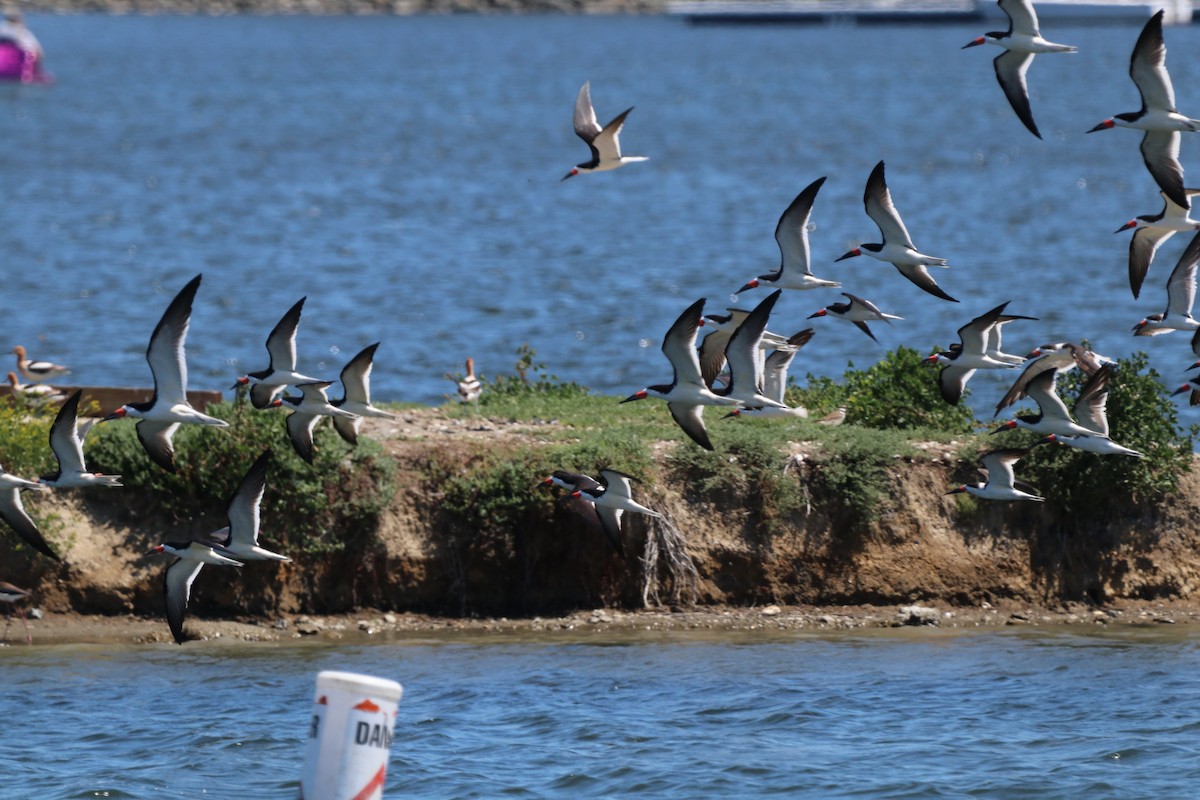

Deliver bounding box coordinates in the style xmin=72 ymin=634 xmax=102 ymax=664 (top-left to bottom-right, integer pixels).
xmin=561 ymin=168 xmax=578 ymax=181
xmin=806 ymin=309 xmax=827 ymax=319
xmin=946 ymin=486 xmax=966 ymax=495
xmin=621 ymin=390 xmax=648 ymax=404
xmin=722 ymin=409 xmax=742 ymax=420
xmin=961 ymin=36 xmax=985 ymax=49
xmin=1172 ymin=384 xmax=1191 ymax=396
xmin=1024 ymin=348 xmax=1042 ymax=359
xmin=835 ymin=248 xmax=862 ymax=262
xmin=230 ymin=376 xmax=249 ymax=390
xmin=1187 ymin=361 xmax=1200 ymax=371
xmin=1114 ymin=220 xmax=1138 ymax=233
xmin=530 ymin=477 xmax=553 ymax=492
xmin=1131 ymin=319 xmax=1147 ymax=332
xmin=144 ymin=544 xmax=165 ymax=556
xmin=989 ymin=421 xmax=1016 ymax=435
xmin=1035 ymin=435 xmax=1058 ymax=446
xmin=101 ymin=408 xmax=127 ymax=422
xmin=1086 ymin=120 xmax=1115 ymax=133
xmin=735 ymin=280 xmax=758 ymax=294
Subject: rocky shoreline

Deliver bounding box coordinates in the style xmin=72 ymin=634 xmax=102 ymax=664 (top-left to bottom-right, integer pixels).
xmin=19 ymin=0 xmax=668 ymax=15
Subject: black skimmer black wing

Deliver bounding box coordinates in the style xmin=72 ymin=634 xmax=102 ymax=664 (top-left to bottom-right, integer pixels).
xmin=1132 ymin=230 xmax=1200 ymax=336
xmin=836 ymin=161 xmax=957 ymax=302
xmin=233 ymin=297 xmax=324 ymax=409
xmin=1117 ymin=189 xmax=1200 ymax=300
xmin=563 ymin=81 xmax=647 ymax=180
xmin=331 ymin=343 xmax=397 ymax=446
xmin=282 ymin=381 xmax=359 ymax=464
xmin=150 ymin=528 xmax=243 ymax=645
xmin=736 ymin=177 xmax=839 ymax=293
xmin=808 ymin=292 xmax=902 ymax=343
xmin=40 ymin=390 xmax=122 ymax=488
xmin=947 ymin=447 xmax=1043 ymax=501
xmin=929 ymin=302 xmax=1026 ymax=405
xmin=102 ymin=274 xmax=229 ymax=473
xmin=0 ymin=466 xmax=55 ymax=560
xmin=717 ymin=290 xmax=787 ymax=409
xmin=214 ymin=450 xmax=290 ymax=562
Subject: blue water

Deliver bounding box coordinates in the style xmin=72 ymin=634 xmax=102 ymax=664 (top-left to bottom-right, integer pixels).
xmin=4 ymin=14 xmax=1199 ymax=411
xmin=1 ymin=627 xmax=1197 ymax=798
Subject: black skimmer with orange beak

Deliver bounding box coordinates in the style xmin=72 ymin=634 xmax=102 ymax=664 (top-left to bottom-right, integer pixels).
xmin=330 ymin=343 xmax=397 ymax=446
xmin=807 ymin=292 xmax=902 ymax=343
xmin=735 ymin=177 xmax=840 ymax=293
xmin=212 ymin=450 xmax=290 ymax=563
xmin=40 ymin=390 xmax=122 ymax=488
xmin=1131 ymin=230 xmax=1200 ymax=336
xmin=1116 ymin=188 xmax=1200 ymax=300
xmin=147 ymin=530 xmax=243 ymax=645
xmin=232 ymin=297 xmax=324 ymax=410
xmin=927 ymin=302 xmax=1031 ymax=405
xmin=962 ymin=0 xmax=1076 ymax=139
xmin=562 ymin=81 xmax=647 ymax=180
xmin=948 ymin=448 xmax=1044 ymax=501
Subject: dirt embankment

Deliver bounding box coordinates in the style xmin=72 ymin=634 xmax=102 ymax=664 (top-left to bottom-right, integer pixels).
xmin=6 ymin=407 xmax=1200 ymax=642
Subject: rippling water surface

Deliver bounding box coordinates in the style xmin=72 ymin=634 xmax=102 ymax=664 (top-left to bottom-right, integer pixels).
xmin=1 ymin=627 xmax=1198 ymax=798
xmin=5 ymin=14 xmax=1200 ymax=409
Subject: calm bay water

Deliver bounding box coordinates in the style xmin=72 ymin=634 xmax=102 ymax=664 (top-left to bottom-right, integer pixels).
xmin=0 ymin=627 xmax=1197 ymax=798
xmin=4 ymin=14 xmax=1200 ymax=410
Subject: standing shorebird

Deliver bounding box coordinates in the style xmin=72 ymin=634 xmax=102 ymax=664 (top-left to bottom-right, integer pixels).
xmin=0 ymin=582 xmax=32 ymax=644
xmin=101 ymin=275 xmax=229 ymax=473
xmin=963 ymin=0 xmax=1077 ymax=139
xmin=10 ymin=345 xmax=69 ymax=384
xmin=562 ymin=81 xmax=647 ymax=180
xmin=457 ymin=357 xmax=482 ymax=404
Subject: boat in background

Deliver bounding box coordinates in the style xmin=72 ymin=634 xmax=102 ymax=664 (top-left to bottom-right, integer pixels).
xmin=667 ymin=0 xmax=1193 ymax=27
xmin=0 ymin=40 xmax=51 ymax=84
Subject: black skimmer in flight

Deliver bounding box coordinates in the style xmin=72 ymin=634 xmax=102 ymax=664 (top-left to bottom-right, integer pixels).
xmin=562 ymin=81 xmax=647 ymax=180
xmin=1131 ymin=230 xmax=1200 ymax=336
xmin=5 ymin=372 xmax=66 ymax=406
xmin=836 ymin=161 xmax=957 ymax=302
xmin=330 ymin=343 xmax=397 ymax=446
xmin=278 ymin=381 xmax=359 ymax=465
xmin=715 ymin=290 xmax=789 ymax=410
xmin=1116 ymin=188 xmax=1200 ymax=300
xmin=102 ymin=275 xmax=229 ymax=473
xmin=1087 ymin=11 xmax=1198 ymax=211
xmin=698 ymin=307 xmax=789 ymax=389
xmin=807 ymin=292 xmax=902 ymax=343
xmin=212 ymin=450 xmax=290 ymax=562
xmin=622 ymin=298 xmax=743 ymax=451
xmin=0 ymin=582 xmax=31 ymax=644
xmin=927 ymin=302 xmax=1031 ymax=405
xmin=39 ymin=390 xmax=122 ymax=488
xmin=456 ymin=357 xmax=482 ymax=404
xmin=963 ymin=0 xmax=1077 ymax=139
xmin=1040 ymin=366 xmax=1142 ymax=457
xmin=147 ymin=528 xmax=243 ymax=645
xmin=724 ymin=329 xmax=814 ymax=419
xmin=10 ymin=345 xmax=69 ymax=384
xmin=0 ymin=464 xmax=56 ymax=560
xmin=948 ymin=447 xmax=1044 ymax=501
xmin=536 ymin=469 xmax=661 ymax=557
xmin=232 ymin=297 xmax=324 ymax=410
xmin=993 ymin=341 xmax=1107 ymax=416
xmin=735 ymin=177 xmax=840 ymax=293
xmin=991 ymin=368 xmax=1101 ymax=438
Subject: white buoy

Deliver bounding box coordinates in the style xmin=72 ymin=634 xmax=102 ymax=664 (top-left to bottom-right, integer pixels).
xmin=300 ymin=670 xmax=403 ymax=800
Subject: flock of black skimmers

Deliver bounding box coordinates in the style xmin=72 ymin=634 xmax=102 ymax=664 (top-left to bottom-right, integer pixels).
xmin=4 ymin=1 xmax=1200 ymax=641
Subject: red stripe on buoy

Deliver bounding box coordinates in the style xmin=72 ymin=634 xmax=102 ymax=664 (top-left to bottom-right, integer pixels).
xmin=350 ymin=764 xmax=387 ymax=800
xmin=353 ymin=699 xmax=381 ymax=712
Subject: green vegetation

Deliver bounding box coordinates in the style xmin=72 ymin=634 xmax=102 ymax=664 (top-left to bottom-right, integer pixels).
xmin=85 ymin=399 xmax=396 ymax=554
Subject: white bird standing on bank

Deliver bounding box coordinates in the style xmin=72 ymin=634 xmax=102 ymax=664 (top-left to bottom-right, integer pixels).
xmin=947 ymin=447 xmax=1044 ymax=501
xmin=456 ymin=357 xmax=482 ymax=404
xmin=1115 ymin=188 xmax=1200 ymax=300
xmin=331 ymin=343 xmax=397 ymax=446
xmin=101 ymin=275 xmax=229 ymax=473
xmin=147 ymin=529 xmax=244 ymax=645
xmin=10 ymin=345 xmax=69 ymax=384
xmin=735 ymin=177 xmax=841 ymax=293
xmin=836 ymin=161 xmax=957 ymax=302
xmin=212 ymin=450 xmax=290 ymax=563
xmin=5 ymin=372 xmax=66 ymax=406
xmin=1131 ymin=230 xmax=1200 ymax=336
xmin=622 ymin=298 xmax=743 ymax=451
xmin=39 ymin=390 xmax=122 ymax=488
xmin=962 ymin=0 xmax=1077 ymax=139
xmin=1087 ymin=10 xmax=1198 ymax=211
xmin=562 ymin=81 xmax=647 ymax=180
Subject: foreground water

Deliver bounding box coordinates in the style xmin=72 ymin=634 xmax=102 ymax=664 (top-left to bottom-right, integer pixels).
xmin=4 ymin=14 xmax=1200 ymax=412
xmin=0 ymin=626 xmax=1196 ymax=798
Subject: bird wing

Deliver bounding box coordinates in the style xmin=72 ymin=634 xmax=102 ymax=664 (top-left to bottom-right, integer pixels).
xmin=762 ymin=329 xmax=814 ymax=405
xmin=1141 ymin=131 xmax=1187 ymax=212
xmin=594 ymin=503 xmax=626 ymax=557
xmin=136 ymin=420 xmax=181 ymax=473
xmin=331 ymin=412 xmax=362 ymax=446
xmin=994 ymin=352 xmax=1061 ymax=415
xmin=226 ymin=450 xmax=270 ymax=550
xmin=939 ymin=365 xmax=976 ymax=405
xmin=999 ymin=0 xmax=1040 ymax=37
xmin=1165 ymin=230 xmax=1200 ymax=318
xmin=662 ymin=298 xmax=708 ymax=391
xmin=979 ymin=448 xmax=1027 ymax=492
xmin=47 ymin=389 xmax=86 ymax=475
xmin=993 ymin=50 xmax=1040 ymax=139
xmin=774 ymin=177 xmax=826 ymax=278
xmin=1072 ymin=364 xmax=1113 ymax=436
xmin=572 ymin=81 xmax=602 ymax=143
xmin=1024 ymin=368 xmax=1073 ymax=421
xmin=863 ymin=161 xmax=916 ymax=249
xmin=893 ymin=263 xmax=958 ymax=302
xmin=723 ymin=290 xmax=780 ymax=401
xmin=338 ymin=342 xmax=379 ymax=406
xmin=146 ymin=274 xmax=201 ymax=406
xmin=957 ymin=302 xmax=1008 ymax=356
xmin=667 ymin=402 xmax=712 ymax=451
xmin=286 ymin=412 xmax=322 ymax=465
xmin=164 ymin=558 xmax=204 ymax=645
xmin=591 ymin=108 xmax=633 ymax=163
xmin=698 ymin=328 xmax=733 ymax=390
xmin=1129 ymin=225 xmax=1175 ymax=300
xmin=264 ymin=297 xmax=306 ymax=373
xmin=598 ymin=469 xmax=637 ymax=501
xmin=843 ymin=292 xmax=887 ymax=320
xmin=1130 ymin=10 xmax=1174 ymax=112
xmin=0 ymin=486 xmax=58 ymax=560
